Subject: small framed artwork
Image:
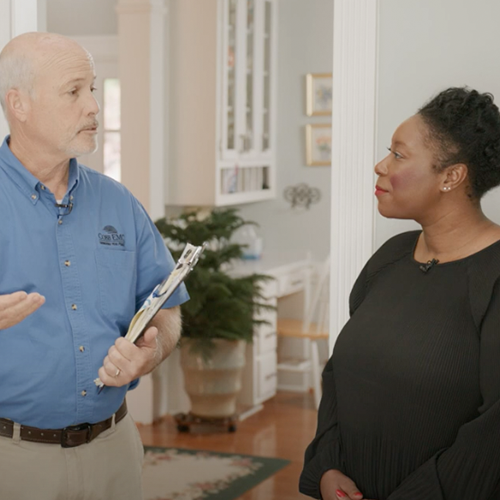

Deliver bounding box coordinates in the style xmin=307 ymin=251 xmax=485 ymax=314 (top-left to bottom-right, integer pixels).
xmin=306 ymin=73 xmax=332 ymax=116
xmin=306 ymin=124 xmax=332 ymax=166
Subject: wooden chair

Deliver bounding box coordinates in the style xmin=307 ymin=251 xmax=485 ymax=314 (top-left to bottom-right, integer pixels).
xmin=277 ymin=256 xmax=330 ymax=409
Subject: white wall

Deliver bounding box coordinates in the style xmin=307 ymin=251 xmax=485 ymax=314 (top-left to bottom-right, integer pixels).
xmin=46 ymin=0 xmax=117 ymax=35
xmin=0 ymin=1 xmax=12 ymax=139
xmin=236 ymin=0 xmax=333 ymax=261
xmin=376 ymin=0 xmax=500 ymax=249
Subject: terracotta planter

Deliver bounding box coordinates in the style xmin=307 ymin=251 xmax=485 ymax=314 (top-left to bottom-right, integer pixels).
xmin=180 ymin=339 xmax=246 ymax=418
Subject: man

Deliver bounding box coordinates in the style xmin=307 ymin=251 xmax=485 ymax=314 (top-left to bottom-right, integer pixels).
xmin=0 ymin=32 xmax=188 ymax=499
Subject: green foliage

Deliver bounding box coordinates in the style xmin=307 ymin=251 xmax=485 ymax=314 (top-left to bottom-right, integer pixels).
xmin=155 ymin=209 xmax=273 ymax=348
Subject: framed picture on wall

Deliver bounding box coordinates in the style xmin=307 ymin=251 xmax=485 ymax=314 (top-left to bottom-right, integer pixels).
xmin=306 ymin=73 xmax=332 ymax=116
xmin=306 ymin=124 xmax=332 ymax=166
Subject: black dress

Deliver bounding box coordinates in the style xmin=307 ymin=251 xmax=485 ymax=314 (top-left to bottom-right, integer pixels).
xmin=299 ymin=231 xmax=500 ymax=500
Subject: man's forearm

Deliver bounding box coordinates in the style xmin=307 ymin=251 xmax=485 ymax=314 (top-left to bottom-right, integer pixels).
xmin=149 ymin=306 xmax=182 ymax=368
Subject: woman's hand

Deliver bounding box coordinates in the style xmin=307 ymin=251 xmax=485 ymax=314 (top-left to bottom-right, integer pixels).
xmin=320 ymin=469 xmax=376 ymax=500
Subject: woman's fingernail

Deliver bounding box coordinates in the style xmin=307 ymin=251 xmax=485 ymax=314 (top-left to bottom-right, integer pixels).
xmin=353 ymin=494 xmax=363 ymax=498
xmin=336 ymin=490 xmax=346 ymax=498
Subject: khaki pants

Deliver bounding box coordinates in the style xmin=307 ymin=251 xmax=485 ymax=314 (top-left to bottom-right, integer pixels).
xmin=0 ymin=413 xmax=144 ymax=500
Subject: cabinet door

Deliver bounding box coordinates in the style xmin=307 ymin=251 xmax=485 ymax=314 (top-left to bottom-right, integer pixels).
xmin=240 ymin=0 xmax=256 ymax=157
xmin=241 ymin=0 xmax=275 ymax=160
xmin=221 ymin=0 xmax=239 ymax=160
xmin=261 ymin=0 xmax=275 ymax=157
xmin=220 ymin=0 xmax=275 ymax=161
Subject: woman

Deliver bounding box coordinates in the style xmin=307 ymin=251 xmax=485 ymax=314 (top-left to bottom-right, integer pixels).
xmin=299 ymin=87 xmax=500 ymax=500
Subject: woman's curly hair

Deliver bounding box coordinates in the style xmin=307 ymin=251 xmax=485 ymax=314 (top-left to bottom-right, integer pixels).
xmin=418 ymin=87 xmax=500 ymax=199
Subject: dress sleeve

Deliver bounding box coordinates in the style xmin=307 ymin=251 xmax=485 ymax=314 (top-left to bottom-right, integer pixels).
xmin=299 ymin=265 xmax=369 ymax=498
xmin=387 ymin=279 xmax=500 ymax=500
xmin=299 ymin=356 xmax=344 ymax=499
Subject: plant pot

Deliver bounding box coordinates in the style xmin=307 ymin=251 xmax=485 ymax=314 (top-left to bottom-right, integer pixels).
xmin=180 ymin=338 xmax=247 ymax=418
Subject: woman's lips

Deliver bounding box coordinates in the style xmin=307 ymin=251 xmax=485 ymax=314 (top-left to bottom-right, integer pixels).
xmin=375 ymin=186 xmax=389 ymax=196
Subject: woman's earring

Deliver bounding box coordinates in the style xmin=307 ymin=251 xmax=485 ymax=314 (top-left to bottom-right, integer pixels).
xmin=443 ymin=186 xmax=451 ymax=191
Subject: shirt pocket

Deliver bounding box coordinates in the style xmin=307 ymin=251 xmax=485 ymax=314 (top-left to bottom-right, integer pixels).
xmin=94 ymin=249 xmax=137 ymax=331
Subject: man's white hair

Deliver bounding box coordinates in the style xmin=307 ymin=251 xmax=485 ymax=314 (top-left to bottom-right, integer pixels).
xmin=0 ymin=49 xmax=35 ymax=119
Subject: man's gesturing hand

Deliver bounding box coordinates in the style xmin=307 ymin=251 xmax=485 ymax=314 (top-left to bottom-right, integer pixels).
xmin=97 ymin=326 xmax=161 ymax=388
xmin=0 ymin=291 xmax=45 ymax=329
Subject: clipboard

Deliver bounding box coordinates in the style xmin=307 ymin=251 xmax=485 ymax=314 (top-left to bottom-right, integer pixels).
xmin=94 ymin=242 xmax=205 ymax=391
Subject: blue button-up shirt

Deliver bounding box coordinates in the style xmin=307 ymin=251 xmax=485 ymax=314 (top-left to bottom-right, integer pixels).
xmin=0 ymin=137 xmax=189 ymax=428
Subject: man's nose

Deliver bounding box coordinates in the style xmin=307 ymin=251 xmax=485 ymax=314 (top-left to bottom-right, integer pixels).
xmin=87 ymin=93 xmax=100 ymax=116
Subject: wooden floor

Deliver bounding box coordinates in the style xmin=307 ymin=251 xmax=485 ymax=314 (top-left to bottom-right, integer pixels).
xmin=138 ymin=391 xmax=318 ymax=500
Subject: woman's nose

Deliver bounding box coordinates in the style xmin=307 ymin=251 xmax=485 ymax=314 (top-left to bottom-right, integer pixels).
xmin=374 ymin=155 xmax=389 ymax=175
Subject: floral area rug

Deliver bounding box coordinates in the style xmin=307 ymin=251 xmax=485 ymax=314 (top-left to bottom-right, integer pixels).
xmin=143 ymin=446 xmax=290 ymax=500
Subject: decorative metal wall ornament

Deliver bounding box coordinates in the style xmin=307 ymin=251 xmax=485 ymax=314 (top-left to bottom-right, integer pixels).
xmin=284 ymin=183 xmax=321 ymax=209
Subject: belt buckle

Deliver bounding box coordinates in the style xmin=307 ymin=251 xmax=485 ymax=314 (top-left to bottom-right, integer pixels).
xmin=61 ymin=423 xmax=92 ymax=448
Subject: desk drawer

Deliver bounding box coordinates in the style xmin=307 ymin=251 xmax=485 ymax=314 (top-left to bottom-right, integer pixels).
xmin=276 ymin=269 xmax=307 ymax=296
xmin=256 ymin=328 xmax=277 ymax=354
xmin=258 ymin=351 xmax=277 ymax=397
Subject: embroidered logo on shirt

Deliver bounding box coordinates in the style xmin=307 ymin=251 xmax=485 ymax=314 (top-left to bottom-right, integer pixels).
xmin=98 ymin=225 xmax=125 ymax=247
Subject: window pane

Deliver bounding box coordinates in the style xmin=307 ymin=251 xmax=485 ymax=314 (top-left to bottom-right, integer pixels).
xmin=104 ymin=78 xmax=121 ymax=131
xmin=104 ymin=131 xmax=121 ymax=182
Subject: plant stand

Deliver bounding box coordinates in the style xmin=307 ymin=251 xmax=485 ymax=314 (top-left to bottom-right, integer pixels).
xmin=174 ymin=412 xmax=238 ymax=433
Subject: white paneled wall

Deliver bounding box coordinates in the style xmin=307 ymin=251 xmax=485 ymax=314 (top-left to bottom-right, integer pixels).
xmin=329 ymin=0 xmax=378 ymax=349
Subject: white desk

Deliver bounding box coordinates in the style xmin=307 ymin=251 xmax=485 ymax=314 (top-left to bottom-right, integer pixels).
xmin=127 ymin=252 xmax=310 ymax=424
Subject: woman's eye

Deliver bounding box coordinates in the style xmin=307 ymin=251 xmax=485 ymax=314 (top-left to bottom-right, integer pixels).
xmin=91 ymin=86 xmax=97 ymax=93
xmin=69 ymin=89 xmax=78 ymax=96
xmin=387 ymin=147 xmax=403 ymax=159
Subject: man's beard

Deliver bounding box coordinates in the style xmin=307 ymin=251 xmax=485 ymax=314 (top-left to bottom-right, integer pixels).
xmin=65 ymin=134 xmax=98 ymax=158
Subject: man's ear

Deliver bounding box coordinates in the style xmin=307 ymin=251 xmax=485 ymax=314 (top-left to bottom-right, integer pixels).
xmin=5 ymin=89 xmax=30 ymax=123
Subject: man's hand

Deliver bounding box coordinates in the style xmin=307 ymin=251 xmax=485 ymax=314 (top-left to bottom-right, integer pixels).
xmin=97 ymin=306 xmax=181 ymax=388
xmin=320 ymin=469 xmax=376 ymax=500
xmin=0 ymin=291 xmax=45 ymax=329
xmin=97 ymin=325 xmax=161 ymax=388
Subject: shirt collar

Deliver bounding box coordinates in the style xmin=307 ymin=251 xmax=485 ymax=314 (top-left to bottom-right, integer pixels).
xmin=0 ymin=135 xmax=80 ymax=204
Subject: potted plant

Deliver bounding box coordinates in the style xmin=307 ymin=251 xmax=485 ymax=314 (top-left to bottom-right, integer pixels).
xmin=155 ymin=208 xmax=272 ymax=419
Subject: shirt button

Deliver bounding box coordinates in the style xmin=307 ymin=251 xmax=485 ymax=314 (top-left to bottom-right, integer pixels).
xmin=31 ymin=194 xmax=37 ymax=200
xmin=41 ymin=185 xmax=46 ymax=190
xmin=71 ymin=304 xmax=77 ymax=310
xmin=79 ymin=346 xmax=85 ymax=352
xmin=58 ymin=219 xmax=63 ymax=225
xmin=81 ymin=390 xmax=87 ymax=397
xmin=64 ymin=260 xmax=71 ymax=267
xmin=70 ymin=195 xmax=74 ymax=201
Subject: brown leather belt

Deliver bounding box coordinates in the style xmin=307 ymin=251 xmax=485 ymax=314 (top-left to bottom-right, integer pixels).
xmin=0 ymin=401 xmax=127 ymax=448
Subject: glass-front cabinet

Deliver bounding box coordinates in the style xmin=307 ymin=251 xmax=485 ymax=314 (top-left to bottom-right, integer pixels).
xmin=166 ymin=0 xmax=277 ymax=207
xmin=216 ymin=0 xmax=276 ymax=205
xmin=221 ymin=0 xmax=275 ymax=162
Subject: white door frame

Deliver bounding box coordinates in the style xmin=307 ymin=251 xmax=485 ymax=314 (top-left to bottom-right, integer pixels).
xmin=0 ymin=0 xmax=39 ymax=139
xmin=329 ymin=0 xmax=378 ymax=349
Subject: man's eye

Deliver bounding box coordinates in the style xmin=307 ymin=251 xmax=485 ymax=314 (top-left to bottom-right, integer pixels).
xmin=91 ymin=86 xmax=97 ymax=93
xmin=387 ymin=147 xmax=403 ymax=159
xmin=69 ymin=89 xmax=78 ymax=96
